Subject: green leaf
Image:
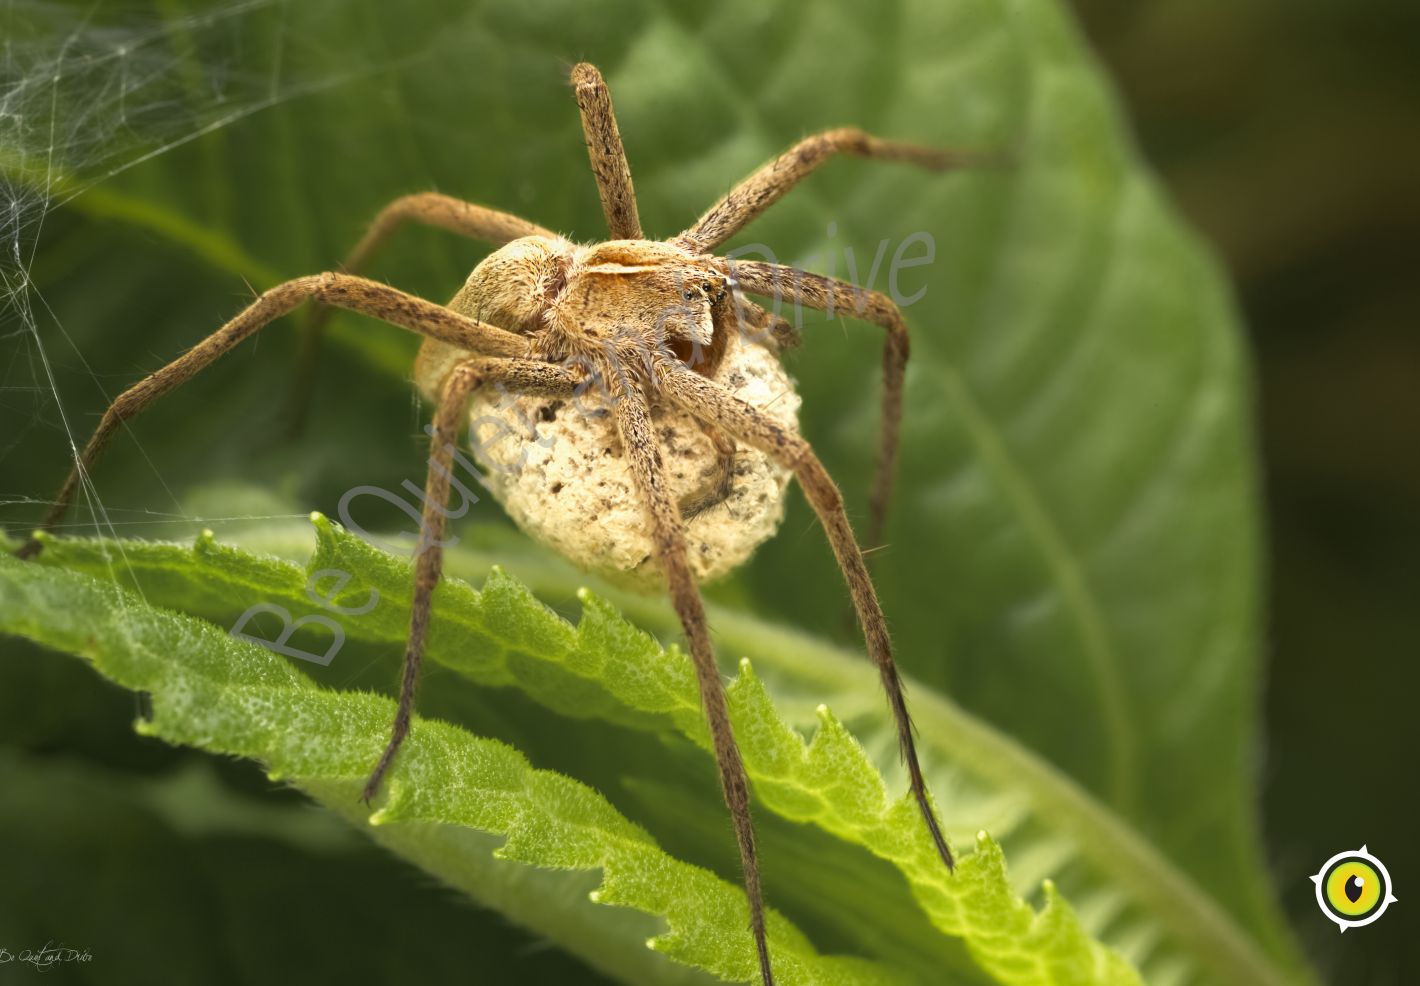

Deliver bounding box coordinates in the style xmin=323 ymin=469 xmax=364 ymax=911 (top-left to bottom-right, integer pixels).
xmin=19 ymin=520 xmax=1297 ymax=986
xmin=1 ymin=0 xmax=1316 ymax=983
xmin=0 ymin=746 xmax=626 ymax=984
xmin=0 ymin=552 xmax=901 ymax=986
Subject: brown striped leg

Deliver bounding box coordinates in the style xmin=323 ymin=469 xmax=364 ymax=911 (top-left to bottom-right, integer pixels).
xmin=291 ymin=194 xmax=558 ymax=433
xmin=362 ymin=356 xmax=579 ymax=801
xmin=571 ymin=62 xmax=643 ymax=239
xmin=659 ymin=360 xmax=954 ymax=874
xmin=729 ymin=259 xmax=912 ymax=551
xmin=675 ymin=128 xmax=982 ymax=253
xmin=611 ymin=375 xmax=773 ymax=986
xmin=16 ymin=273 xmax=528 ymax=560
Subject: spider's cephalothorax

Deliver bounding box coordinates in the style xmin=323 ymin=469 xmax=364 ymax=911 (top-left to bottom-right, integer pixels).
xmin=414 ymin=236 xmax=801 ymax=589
xmin=427 ymin=235 xmax=746 ymax=371
xmin=19 ymin=62 xmax=987 ymax=986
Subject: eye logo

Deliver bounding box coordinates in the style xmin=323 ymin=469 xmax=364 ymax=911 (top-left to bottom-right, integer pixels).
xmin=1312 ymin=845 xmax=1398 ymax=931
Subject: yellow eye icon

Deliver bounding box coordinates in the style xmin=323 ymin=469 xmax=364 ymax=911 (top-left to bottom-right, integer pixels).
xmin=1325 ymin=860 xmax=1380 ymax=915
xmin=1312 ymin=846 xmax=1398 ymax=930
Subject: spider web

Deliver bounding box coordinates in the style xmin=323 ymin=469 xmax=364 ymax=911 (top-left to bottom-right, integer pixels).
xmin=0 ymin=0 xmax=370 ymax=548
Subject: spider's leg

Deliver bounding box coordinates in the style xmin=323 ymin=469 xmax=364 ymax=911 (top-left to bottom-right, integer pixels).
xmin=15 ymin=273 xmax=529 ymax=560
xmin=729 ymin=260 xmax=909 ymax=551
xmin=334 ymin=194 xmax=556 ymax=279
xmin=291 ymin=195 xmax=558 ymax=433
xmin=611 ymin=375 xmax=774 ymax=986
xmin=362 ymin=356 xmax=578 ymax=801
xmin=660 ymin=361 xmax=955 ymax=873
xmin=676 ymin=129 xmax=988 ymax=254
xmin=571 ymin=63 xmax=643 ymax=239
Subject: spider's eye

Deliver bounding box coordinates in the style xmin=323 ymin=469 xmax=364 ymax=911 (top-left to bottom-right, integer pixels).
xmin=701 ymin=281 xmax=711 ymax=292
xmin=682 ymin=289 xmax=695 ymax=301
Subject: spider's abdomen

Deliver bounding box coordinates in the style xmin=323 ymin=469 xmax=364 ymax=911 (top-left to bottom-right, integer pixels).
xmin=448 ymin=234 xmax=572 ymax=335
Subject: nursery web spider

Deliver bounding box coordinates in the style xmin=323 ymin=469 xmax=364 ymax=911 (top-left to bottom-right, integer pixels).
xmin=18 ymin=63 xmax=983 ymax=984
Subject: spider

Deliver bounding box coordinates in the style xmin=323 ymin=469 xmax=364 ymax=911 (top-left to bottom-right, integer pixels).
xmin=17 ymin=63 xmax=983 ymax=985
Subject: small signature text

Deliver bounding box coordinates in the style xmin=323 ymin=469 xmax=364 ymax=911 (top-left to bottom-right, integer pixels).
xmin=0 ymin=942 xmax=94 ymax=970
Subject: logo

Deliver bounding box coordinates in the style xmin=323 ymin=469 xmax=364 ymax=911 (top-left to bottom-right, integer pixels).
xmin=1311 ymin=845 xmax=1397 ymax=931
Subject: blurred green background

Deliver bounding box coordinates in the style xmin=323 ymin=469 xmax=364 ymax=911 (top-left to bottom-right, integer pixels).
xmin=1071 ymin=3 xmax=1418 ymax=983
xmin=0 ymin=0 xmax=1414 ymax=984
